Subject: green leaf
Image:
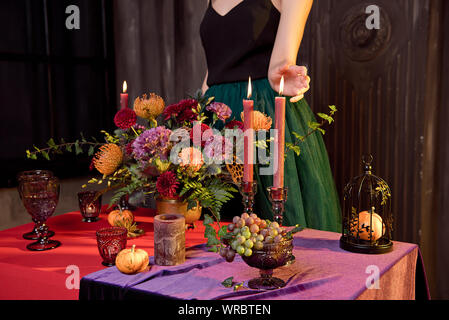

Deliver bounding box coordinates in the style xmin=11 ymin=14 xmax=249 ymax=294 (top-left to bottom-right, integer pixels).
xmin=317 ymin=113 xmax=334 ymax=124
xmin=206 ymin=96 xmax=215 ymax=106
xmin=233 ymin=283 xmax=244 ymax=291
xmin=203 ymin=214 xmax=215 ymax=226
xmin=218 ymin=225 xmax=228 ymax=238
xmin=317 ymin=127 xmax=326 ymax=135
xmin=285 ymin=224 xmax=304 ymax=239
xmin=187 ymin=199 xmax=197 ymax=211
xmin=88 ymin=146 xmax=95 ymax=156
xmin=47 ymin=138 xmax=56 ymax=148
xmin=221 ymin=277 xmax=234 ymax=288
xmin=66 ymin=144 xmax=73 ymax=152
xmin=74 ymin=140 xmax=82 ymax=155
xmin=329 ymin=105 xmax=337 ymax=114
xmin=307 ymin=121 xmax=321 ymax=130
xmin=292 ymin=131 xmax=304 ymax=141
xmin=41 ymin=151 xmax=50 ymax=161
xmin=286 ymin=143 xmax=301 ymax=156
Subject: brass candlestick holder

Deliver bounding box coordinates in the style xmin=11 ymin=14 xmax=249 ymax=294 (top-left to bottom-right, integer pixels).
xmin=267 ymin=187 xmax=288 ymax=226
xmin=239 ymin=181 xmax=257 ymax=215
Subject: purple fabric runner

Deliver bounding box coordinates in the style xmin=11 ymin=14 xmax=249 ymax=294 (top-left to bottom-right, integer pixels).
xmin=80 ymin=229 xmax=428 ymax=300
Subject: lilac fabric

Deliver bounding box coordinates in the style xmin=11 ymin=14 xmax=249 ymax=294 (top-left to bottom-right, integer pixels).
xmin=79 ymin=229 xmax=429 ymax=300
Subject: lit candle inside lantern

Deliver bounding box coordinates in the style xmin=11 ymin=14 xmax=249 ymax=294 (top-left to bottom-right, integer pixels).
xmin=243 ymin=77 xmax=254 ymax=188
xmin=120 ymin=81 xmax=128 ymax=109
xmin=86 ymin=205 xmax=95 ymax=214
xmin=274 ymin=76 xmax=286 ymax=189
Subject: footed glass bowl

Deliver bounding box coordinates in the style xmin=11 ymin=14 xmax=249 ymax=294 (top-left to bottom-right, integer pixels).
xmin=241 ymin=238 xmax=293 ymax=290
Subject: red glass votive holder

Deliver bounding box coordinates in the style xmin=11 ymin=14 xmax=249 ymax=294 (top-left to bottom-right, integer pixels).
xmin=96 ymin=227 xmax=127 ymax=266
xmin=78 ymin=191 xmax=102 ymax=222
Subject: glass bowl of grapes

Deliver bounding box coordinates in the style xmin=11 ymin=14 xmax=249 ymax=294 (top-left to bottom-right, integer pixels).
xmin=217 ymin=212 xmax=303 ymax=290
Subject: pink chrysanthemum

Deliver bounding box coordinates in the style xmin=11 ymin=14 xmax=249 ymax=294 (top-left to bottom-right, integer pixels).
xmin=206 ymin=102 xmax=232 ymax=121
xmin=114 ymin=108 xmax=137 ymax=130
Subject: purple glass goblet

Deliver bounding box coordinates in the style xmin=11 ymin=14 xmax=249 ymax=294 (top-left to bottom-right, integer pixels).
xmin=78 ymin=191 xmax=102 ymax=222
xmin=241 ymin=238 xmax=293 ymax=290
xmin=96 ymin=227 xmax=127 ymax=266
xmin=17 ymin=170 xmax=56 ymax=240
xmin=20 ymin=176 xmax=61 ymax=251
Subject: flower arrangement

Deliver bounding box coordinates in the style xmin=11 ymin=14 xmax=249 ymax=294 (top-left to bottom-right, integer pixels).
xmin=26 ymin=91 xmax=245 ymax=223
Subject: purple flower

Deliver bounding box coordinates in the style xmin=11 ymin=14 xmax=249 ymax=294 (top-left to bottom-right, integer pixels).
xmin=132 ymin=126 xmax=172 ymax=162
xmin=206 ymin=102 xmax=232 ymax=121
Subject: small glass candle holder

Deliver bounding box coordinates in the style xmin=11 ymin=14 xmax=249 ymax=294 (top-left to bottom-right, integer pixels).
xmin=96 ymin=227 xmax=127 ymax=266
xmin=239 ymin=181 xmax=257 ymax=215
xmin=78 ymin=191 xmax=102 ymax=223
xmin=267 ymin=187 xmax=288 ymax=226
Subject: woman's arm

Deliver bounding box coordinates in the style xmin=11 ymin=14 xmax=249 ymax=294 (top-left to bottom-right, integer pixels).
xmin=202 ymin=70 xmax=209 ymax=94
xmin=268 ymin=0 xmax=313 ymax=102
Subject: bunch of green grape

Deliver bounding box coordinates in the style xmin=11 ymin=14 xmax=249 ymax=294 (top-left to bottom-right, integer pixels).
xmin=219 ymin=212 xmax=286 ymax=263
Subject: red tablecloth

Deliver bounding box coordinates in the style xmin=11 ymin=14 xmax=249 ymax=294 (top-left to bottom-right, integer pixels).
xmin=0 ymin=207 xmax=206 ymax=300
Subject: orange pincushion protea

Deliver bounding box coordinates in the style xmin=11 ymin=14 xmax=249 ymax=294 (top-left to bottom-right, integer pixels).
xmin=93 ymin=144 xmax=123 ymax=176
xmin=240 ymin=111 xmax=272 ymax=131
xmin=178 ymin=147 xmax=204 ymax=173
xmin=134 ymin=93 xmax=165 ymax=120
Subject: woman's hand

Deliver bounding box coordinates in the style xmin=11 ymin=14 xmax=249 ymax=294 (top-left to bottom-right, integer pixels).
xmin=269 ymin=63 xmax=311 ymax=103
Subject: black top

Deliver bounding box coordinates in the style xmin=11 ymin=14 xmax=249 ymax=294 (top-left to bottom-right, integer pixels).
xmin=200 ymin=0 xmax=280 ymax=86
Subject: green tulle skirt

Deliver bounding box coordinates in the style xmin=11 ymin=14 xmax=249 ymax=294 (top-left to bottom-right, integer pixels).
xmin=206 ymin=78 xmax=342 ymax=232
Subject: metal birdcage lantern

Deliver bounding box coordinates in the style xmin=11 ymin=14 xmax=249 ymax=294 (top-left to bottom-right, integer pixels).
xmin=340 ymin=155 xmax=393 ymax=254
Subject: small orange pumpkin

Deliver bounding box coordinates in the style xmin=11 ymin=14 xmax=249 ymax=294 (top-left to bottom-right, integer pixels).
xmin=108 ymin=208 xmax=134 ymax=227
xmin=115 ymin=245 xmax=150 ymax=274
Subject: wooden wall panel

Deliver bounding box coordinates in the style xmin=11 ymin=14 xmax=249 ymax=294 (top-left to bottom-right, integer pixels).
xmin=298 ymin=0 xmax=430 ymax=246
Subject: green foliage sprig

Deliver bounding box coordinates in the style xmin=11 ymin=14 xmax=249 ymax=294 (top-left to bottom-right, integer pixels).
xmin=286 ymin=105 xmax=337 ymax=157
xmin=25 ymin=133 xmax=104 ymax=160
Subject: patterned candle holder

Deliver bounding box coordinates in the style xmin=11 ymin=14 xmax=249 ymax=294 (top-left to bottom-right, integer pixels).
xmin=267 ymin=187 xmax=288 ymax=226
xmin=96 ymin=227 xmax=127 ymax=266
xmin=239 ymin=181 xmax=257 ymax=215
xmin=78 ymin=191 xmax=102 ymax=222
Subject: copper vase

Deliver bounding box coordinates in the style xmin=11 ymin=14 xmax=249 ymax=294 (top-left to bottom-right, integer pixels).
xmin=155 ymin=198 xmax=202 ymax=226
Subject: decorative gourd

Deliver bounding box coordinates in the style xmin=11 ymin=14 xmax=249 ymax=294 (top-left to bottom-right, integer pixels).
xmin=115 ymin=245 xmax=149 ymax=274
xmin=108 ymin=208 xmax=134 ymax=227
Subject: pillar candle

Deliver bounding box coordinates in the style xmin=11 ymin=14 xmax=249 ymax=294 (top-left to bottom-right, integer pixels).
xmin=120 ymin=81 xmax=128 ymax=109
xmin=274 ymin=76 xmax=286 ymax=189
xmin=243 ymin=77 xmax=254 ymax=186
xmin=154 ymin=214 xmax=185 ymax=266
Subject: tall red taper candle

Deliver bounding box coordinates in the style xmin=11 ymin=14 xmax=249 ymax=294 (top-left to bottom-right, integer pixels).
xmin=243 ymin=77 xmax=254 ymax=186
xmin=274 ymin=76 xmax=285 ymax=188
xmin=120 ymin=81 xmax=128 ymax=109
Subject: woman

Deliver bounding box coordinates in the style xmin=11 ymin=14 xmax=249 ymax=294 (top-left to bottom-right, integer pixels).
xmin=200 ymin=0 xmax=341 ymax=232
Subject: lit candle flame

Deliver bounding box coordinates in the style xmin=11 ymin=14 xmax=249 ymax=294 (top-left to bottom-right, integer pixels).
xmin=247 ymin=77 xmax=252 ymax=99
xmin=123 ymin=81 xmax=127 ymax=93
xmin=279 ymin=76 xmax=284 ymax=96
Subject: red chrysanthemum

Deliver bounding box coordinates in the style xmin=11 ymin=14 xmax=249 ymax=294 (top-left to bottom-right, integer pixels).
xmin=190 ymin=122 xmax=213 ymax=147
xmin=125 ymin=140 xmax=134 ymax=156
xmin=114 ymin=108 xmax=137 ymax=130
xmin=156 ymin=171 xmax=179 ymax=199
xmin=163 ymin=99 xmax=198 ymax=123
xmin=225 ymin=120 xmax=244 ymax=130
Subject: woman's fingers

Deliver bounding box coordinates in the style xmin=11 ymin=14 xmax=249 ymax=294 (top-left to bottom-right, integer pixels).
xmin=290 ymin=94 xmax=304 ymax=103
xmin=290 ymin=75 xmax=311 ymax=103
xmin=289 ymin=65 xmax=308 ymax=76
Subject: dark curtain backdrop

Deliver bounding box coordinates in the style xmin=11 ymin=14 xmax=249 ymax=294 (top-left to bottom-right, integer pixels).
xmin=111 ymin=0 xmax=449 ymax=298
xmin=113 ymin=0 xmax=207 ymax=106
